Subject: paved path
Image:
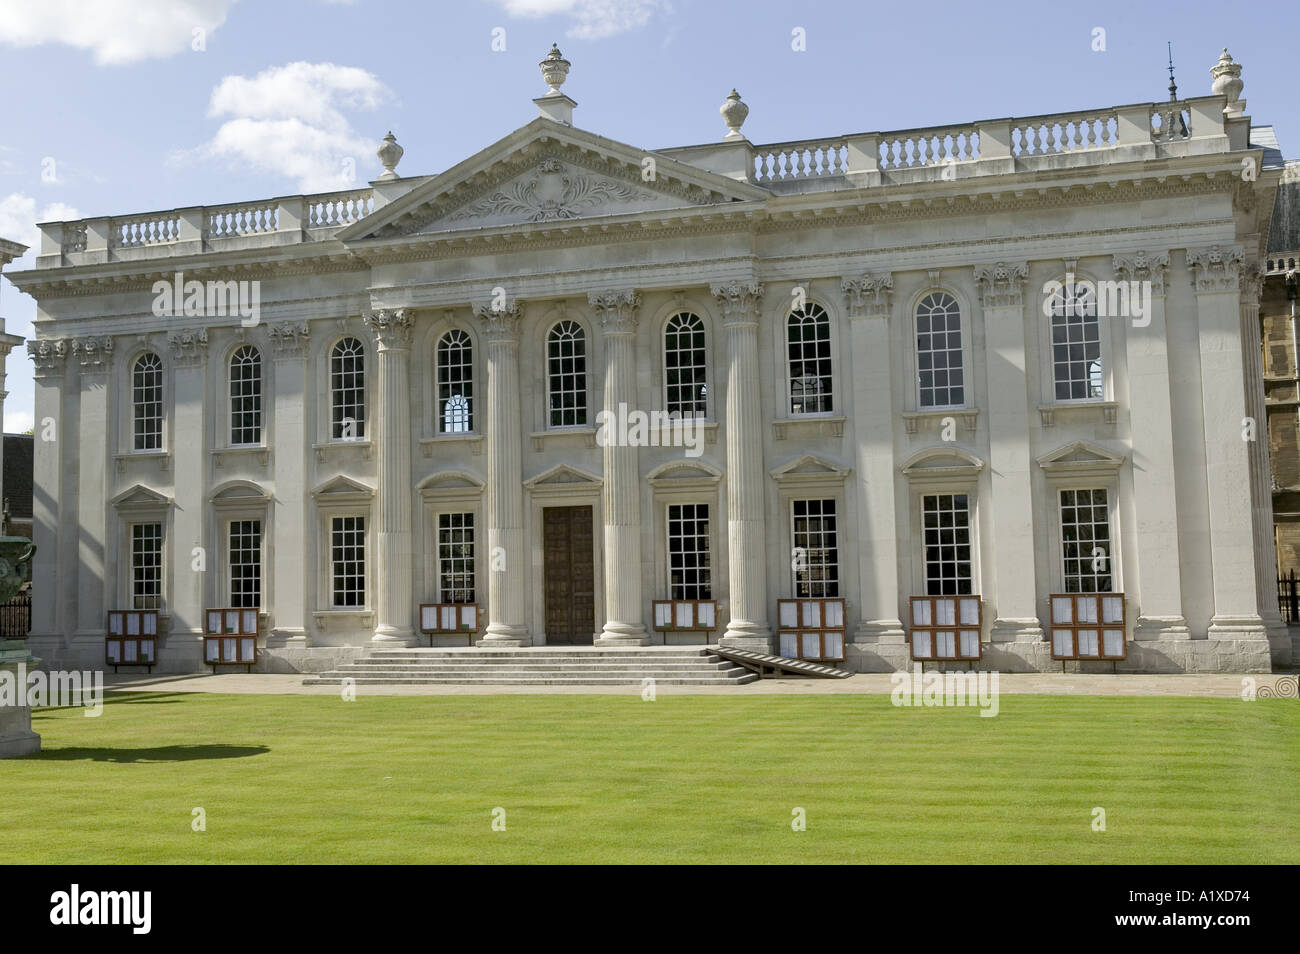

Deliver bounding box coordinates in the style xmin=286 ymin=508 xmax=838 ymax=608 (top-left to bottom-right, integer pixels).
xmin=97 ymin=671 xmax=1300 ymax=699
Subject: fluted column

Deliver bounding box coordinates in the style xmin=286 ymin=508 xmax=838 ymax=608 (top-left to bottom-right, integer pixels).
xmin=711 ymin=280 xmax=772 ymax=651
xmin=975 ymin=263 xmax=1043 ymax=643
xmin=842 ymin=275 xmax=906 ymax=643
xmin=474 ymin=301 xmax=529 ymax=646
xmin=1186 ymin=245 xmax=1269 ymax=652
xmin=69 ymin=336 xmax=113 ymax=661
xmin=1115 ymin=252 xmax=1188 ymax=641
xmin=363 ymin=308 xmax=415 ymax=645
xmin=591 ymin=290 xmax=649 ymax=646
xmin=267 ymin=322 xmax=310 ymax=645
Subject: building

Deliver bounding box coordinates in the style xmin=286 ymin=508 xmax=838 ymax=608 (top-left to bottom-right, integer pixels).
xmin=3 ymin=435 xmax=34 ymax=540
xmin=0 ymin=238 xmax=27 ymax=539
xmin=1261 ymin=159 xmax=1300 ymax=587
xmin=7 ymin=47 xmax=1293 ymax=674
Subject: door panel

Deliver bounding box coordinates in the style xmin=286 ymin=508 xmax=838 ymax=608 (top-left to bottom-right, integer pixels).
xmin=543 ymin=506 xmax=595 ymax=644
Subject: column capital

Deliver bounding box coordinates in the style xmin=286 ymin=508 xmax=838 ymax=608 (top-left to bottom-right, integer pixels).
xmin=1112 ymin=250 xmax=1170 ymax=298
xmin=973 ymin=261 xmax=1028 ymax=309
xmin=841 ymin=273 xmax=893 ymax=319
xmin=69 ymin=334 xmax=115 ymax=377
xmin=710 ymin=279 xmax=764 ymax=325
xmin=1186 ymin=244 xmax=1245 ymax=294
xmin=362 ymin=307 xmax=414 ymax=351
xmin=27 ymin=338 xmax=68 ymax=379
xmin=268 ymin=320 xmax=310 ymax=360
xmin=474 ymin=300 xmax=523 ymax=343
xmin=1238 ymin=260 xmax=1266 ymax=305
xmin=167 ymin=328 xmax=208 ymax=368
xmin=588 ymin=289 xmax=641 ymax=334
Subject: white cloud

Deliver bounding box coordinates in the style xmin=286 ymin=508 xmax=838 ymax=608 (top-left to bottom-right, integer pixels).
xmin=182 ymin=62 xmax=392 ymax=193
xmin=491 ymin=0 xmax=669 ymax=40
xmin=0 ymin=194 xmax=80 ymax=261
xmin=0 ymin=0 xmax=234 ymax=65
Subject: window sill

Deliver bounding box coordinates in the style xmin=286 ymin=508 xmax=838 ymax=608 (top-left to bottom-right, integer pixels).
xmin=420 ymin=433 xmax=484 ymax=458
xmin=530 ymin=427 xmax=597 ymax=451
xmin=312 ymin=439 xmax=374 ymax=463
xmin=902 ymin=408 xmax=978 ymax=435
xmin=1037 ymin=401 xmax=1118 ymax=427
xmin=114 ymin=451 xmax=170 ymax=475
xmin=214 ymin=445 xmax=270 ymax=468
xmin=773 ymin=415 xmax=845 ymax=440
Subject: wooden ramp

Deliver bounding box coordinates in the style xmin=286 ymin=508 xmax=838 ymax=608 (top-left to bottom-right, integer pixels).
xmin=709 ymin=647 xmax=853 ymax=679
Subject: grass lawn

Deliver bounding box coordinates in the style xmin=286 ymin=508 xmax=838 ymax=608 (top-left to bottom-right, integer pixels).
xmin=2 ymin=690 xmax=1297 ymax=863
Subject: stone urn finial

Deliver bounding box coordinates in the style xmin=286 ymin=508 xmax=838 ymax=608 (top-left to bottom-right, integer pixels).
xmin=376 ymin=131 xmax=403 ymax=181
xmin=720 ymin=89 xmax=749 ymax=140
xmin=540 ymin=43 xmax=571 ymax=94
xmin=1211 ymin=48 xmax=1245 ymax=116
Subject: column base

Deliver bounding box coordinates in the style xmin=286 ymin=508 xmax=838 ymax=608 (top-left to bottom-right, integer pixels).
xmin=0 ymin=705 xmax=41 ymax=758
xmin=595 ymin=619 xmax=648 ymax=647
xmin=719 ymin=620 xmax=773 ymax=653
xmin=1133 ymin=616 xmax=1190 ymax=641
xmin=477 ymin=623 xmax=530 ymax=648
xmin=989 ymin=618 xmax=1044 ymax=643
xmin=266 ymin=628 xmax=309 ymax=648
xmin=371 ymin=626 xmax=416 ymax=647
xmin=1207 ymin=615 xmax=1269 ymax=640
xmin=853 ymin=619 xmax=907 ymax=644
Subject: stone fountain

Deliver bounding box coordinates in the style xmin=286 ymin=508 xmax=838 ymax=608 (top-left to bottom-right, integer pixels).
xmin=0 ymin=537 xmax=38 ymax=757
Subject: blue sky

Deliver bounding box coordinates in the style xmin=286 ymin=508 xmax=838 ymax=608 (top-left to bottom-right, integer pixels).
xmin=0 ymin=0 xmax=1294 ymax=432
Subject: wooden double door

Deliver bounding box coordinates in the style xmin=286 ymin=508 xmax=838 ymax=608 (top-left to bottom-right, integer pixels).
xmin=542 ymin=506 xmax=596 ymax=644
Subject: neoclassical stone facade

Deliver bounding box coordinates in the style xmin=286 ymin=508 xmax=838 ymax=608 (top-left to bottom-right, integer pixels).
xmin=10 ymin=48 xmax=1293 ymax=673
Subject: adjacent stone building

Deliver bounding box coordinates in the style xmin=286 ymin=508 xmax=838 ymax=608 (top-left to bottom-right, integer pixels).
xmin=8 ymin=47 xmax=1292 ymax=674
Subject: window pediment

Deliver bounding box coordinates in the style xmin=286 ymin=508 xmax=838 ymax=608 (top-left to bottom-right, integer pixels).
xmin=523 ymin=463 xmax=603 ymax=491
xmin=1036 ymin=440 xmax=1125 ymax=477
xmin=770 ymin=454 xmax=851 ymax=486
xmin=901 ymin=447 xmax=985 ymax=479
xmin=111 ymin=484 xmax=173 ymax=511
xmin=310 ymin=475 xmax=375 ymax=501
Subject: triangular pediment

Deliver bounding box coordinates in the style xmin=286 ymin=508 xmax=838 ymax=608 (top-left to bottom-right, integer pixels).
xmin=770 ymin=454 xmax=851 ymax=482
xmin=340 ymin=118 xmax=768 ymax=241
xmin=523 ymin=463 xmax=602 ymax=489
xmin=111 ymin=484 xmax=172 ymax=510
xmin=1037 ymin=440 xmax=1125 ymax=474
xmin=901 ymin=447 xmax=985 ymax=476
xmin=310 ymin=475 xmax=375 ymax=499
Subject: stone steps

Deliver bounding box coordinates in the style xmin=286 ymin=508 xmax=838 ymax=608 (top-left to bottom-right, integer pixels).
xmin=302 ymin=647 xmax=759 ymax=686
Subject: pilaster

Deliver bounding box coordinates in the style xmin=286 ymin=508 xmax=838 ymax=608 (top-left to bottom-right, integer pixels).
xmin=974 ymin=262 xmax=1043 ymax=642
xmin=167 ymin=329 xmax=208 ymax=666
xmin=69 ymin=335 xmax=113 ymax=660
xmin=25 ymin=339 xmax=68 ymax=660
xmin=268 ymin=321 xmax=310 ymax=646
xmin=842 ymin=274 xmax=905 ymax=643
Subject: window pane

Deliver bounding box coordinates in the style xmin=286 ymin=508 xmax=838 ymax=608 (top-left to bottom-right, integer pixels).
xmin=229 ymin=346 xmax=262 ymax=445
xmin=437 ymin=330 xmax=474 ymax=433
xmin=916 ymin=292 xmax=964 ymax=408
xmin=786 ymin=303 xmax=833 ymax=415
xmin=330 ymin=338 xmax=366 ymax=439
xmin=331 ymin=515 xmax=366 ymax=607
xmin=437 ymin=511 xmax=475 ymax=603
xmin=922 ymin=493 xmax=973 ymax=595
xmin=667 ymin=502 xmax=711 ymax=600
xmin=791 ymin=499 xmax=839 ymax=597
xmin=547 ymin=321 xmax=587 ymax=427
xmin=1060 ymin=488 xmax=1112 ymax=593
xmin=664 ymin=312 xmax=708 ymax=417
xmin=132 ymin=353 xmax=164 ymax=451
xmin=131 ymin=522 xmax=163 ymax=609
xmin=1050 ymin=285 xmax=1103 ymax=400
xmin=229 ymin=519 xmax=262 ymax=608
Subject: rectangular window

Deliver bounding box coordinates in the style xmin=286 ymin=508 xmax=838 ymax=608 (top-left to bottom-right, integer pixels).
xmin=1051 ymin=305 xmax=1103 ymax=401
xmin=922 ymin=493 xmax=973 ymax=595
xmin=331 ymin=515 xmax=366 ymax=607
xmin=131 ymin=522 xmax=163 ymax=609
xmin=437 ymin=512 xmax=475 ymax=604
xmin=229 ymin=519 xmax=262 ymax=608
xmin=1060 ymin=488 xmax=1112 ymax=593
xmin=916 ymin=299 xmax=964 ymax=408
xmin=667 ymin=503 xmax=711 ymax=600
xmin=791 ymin=499 xmax=839 ymax=598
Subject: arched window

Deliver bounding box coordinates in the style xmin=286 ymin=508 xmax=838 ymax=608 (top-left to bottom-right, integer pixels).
xmin=330 ymin=337 xmax=366 ymax=439
xmin=1050 ymin=283 xmax=1103 ymax=400
xmin=916 ymin=292 xmax=964 ymax=408
xmin=229 ymin=345 xmax=262 ymax=445
xmin=787 ymin=302 xmax=832 ymax=415
xmin=664 ymin=312 xmax=707 ymax=417
xmin=132 ymin=352 xmax=164 ymax=451
xmin=547 ymin=320 xmax=587 ymax=427
xmin=437 ymin=329 xmax=474 ymax=433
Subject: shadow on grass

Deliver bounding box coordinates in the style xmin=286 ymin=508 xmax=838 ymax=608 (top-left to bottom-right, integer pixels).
xmin=34 ymin=744 xmax=269 ymax=763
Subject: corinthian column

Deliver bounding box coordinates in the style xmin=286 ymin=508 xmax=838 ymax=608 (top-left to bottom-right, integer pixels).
xmin=474 ymin=301 xmax=529 ymax=646
xmin=591 ymin=290 xmax=648 ymax=646
xmin=169 ymin=329 xmax=209 ymax=667
xmin=711 ymin=280 xmax=772 ymax=651
xmin=70 ymin=335 xmax=114 ymax=663
xmin=974 ymin=262 xmax=1043 ymax=644
xmin=363 ymin=308 xmax=415 ymax=645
